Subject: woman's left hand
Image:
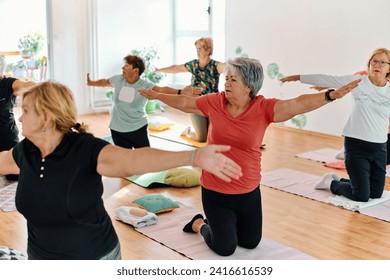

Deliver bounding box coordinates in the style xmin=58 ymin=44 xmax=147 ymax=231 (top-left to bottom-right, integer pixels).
xmin=182 ymin=85 xmax=202 ymax=97
xmin=331 ymin=78 xmax=361 ymax=100
xmin=194 ymin=145 xmax=242 ymax=182
xmin=139 ymin=88 xmax=158 ymax=99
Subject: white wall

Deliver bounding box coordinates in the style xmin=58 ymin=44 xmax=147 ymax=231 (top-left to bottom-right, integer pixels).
xmin=49 ymin=0 xmax=92 ymax=114
xmin=225 ymin=0 xmax=390 ymax=136
xmin=49 ymin=0 xmax=390 ymax=135
xmin=49 ymin=0 xmax=225 ymax=114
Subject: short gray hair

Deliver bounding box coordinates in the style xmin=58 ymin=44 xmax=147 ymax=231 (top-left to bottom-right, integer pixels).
xmin=226 ymin=57 xmax=264 ymax=99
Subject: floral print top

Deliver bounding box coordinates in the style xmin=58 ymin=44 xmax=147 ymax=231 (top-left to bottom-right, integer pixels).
xmin=184 ymin=59 xmax=221 ymax=94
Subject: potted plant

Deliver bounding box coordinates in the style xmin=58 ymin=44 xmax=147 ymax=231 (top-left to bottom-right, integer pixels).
xmin=17 ymin=32 xmax=44 ymax=59
xmin=5 ymin=60 xmax=27 ymax=78
xmin=130 ymin=47 xmax=165 ymax=114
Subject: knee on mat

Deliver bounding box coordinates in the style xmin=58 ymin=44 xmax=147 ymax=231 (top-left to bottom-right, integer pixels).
xmin=370 ymin=193 xmax=383 ymax=199
xmin=354 ymin=195 xmax=369 ymax=202
xmin=238 ymin=237 xmax=261 ymax=250
xmin=214 ymin=244 xmax=237 ymax=257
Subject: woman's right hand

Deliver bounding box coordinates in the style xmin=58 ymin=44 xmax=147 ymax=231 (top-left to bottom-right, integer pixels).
xmin=86 ymin=73 xmax=92 ymax=85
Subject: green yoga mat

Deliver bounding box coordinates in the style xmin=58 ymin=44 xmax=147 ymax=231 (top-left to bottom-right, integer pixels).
xmin=126 ymin=171 xmax=168 ymax=188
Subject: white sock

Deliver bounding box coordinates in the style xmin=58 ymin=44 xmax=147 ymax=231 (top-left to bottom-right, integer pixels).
xmin=314 ymin=173 xmax=335 ymax=190
xmin=335 ymin=147 xmax=345 ymax=160
xmin=331 ymin=173 xmax=342 ymax=182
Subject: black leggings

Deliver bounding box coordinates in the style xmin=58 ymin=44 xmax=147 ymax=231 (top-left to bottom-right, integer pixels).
xmin=110 ymin=125 xmax=150 ymax=149
xmin=200 ymin=186 xmax=262 ymax=256
xmin=331 ymin=137 xmax=386 ymax=202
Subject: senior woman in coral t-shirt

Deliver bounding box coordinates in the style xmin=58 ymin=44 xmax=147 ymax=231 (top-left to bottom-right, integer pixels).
xmin=139 ymin=57 xmax=360 ymax=256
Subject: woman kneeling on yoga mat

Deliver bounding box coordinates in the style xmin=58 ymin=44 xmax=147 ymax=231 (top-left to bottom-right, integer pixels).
xmin=281 ymin=48 xmax=390 ymax=202
xmin=139 ymin=57 xmax=360 ymax=256
xmin=0 ymin=81 xmax=242 ymax=260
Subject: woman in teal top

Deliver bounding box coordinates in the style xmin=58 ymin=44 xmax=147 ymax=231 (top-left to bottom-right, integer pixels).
xmin=87 ymin=55 xmax=198 ymax=149
xmin=156 ymin=37 xmax=226 ymax=142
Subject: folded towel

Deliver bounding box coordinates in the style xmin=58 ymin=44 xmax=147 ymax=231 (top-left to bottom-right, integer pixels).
xmin=115 ymin=206 xmax=158 ymax=228
xmin=324 ymin=160 xmax=346 ymax=171
xmin=326 ymin=190 xmax=390 ymax=211
xmin=0 ymin=246 xmax=26 ymax=260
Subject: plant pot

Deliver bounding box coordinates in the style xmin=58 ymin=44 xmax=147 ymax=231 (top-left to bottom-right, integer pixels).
xmin=146 ymin=100 xmax=157 ymax=114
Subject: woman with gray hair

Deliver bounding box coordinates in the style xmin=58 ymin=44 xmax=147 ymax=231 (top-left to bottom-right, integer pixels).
xmin=140 ymin=57 xmax=360 ymax=256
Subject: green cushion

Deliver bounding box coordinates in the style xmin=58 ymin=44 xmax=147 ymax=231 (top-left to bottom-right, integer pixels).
xmin=164 ymin=167 xmax=200 ymax=187
xmin=133 ymin=194 xmax=179 ymax=214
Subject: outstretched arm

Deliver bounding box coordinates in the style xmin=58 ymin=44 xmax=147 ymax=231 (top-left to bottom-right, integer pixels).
xmin=217 ymin=62 xmax=227 ymax=74
xmin=155 ymin=64 xmax=188 ymax=74
xmin=152 ymin=85 xmax=201 ymax=96
xmin=97 ymin=145 xmax=242 ymax=182
xmin=12 ymin=79 xmax=36 ymax=96
xmin=279 ymin=75 xmax=301 ymax=83
xmin=0 ymin=150 xmax=19 ymax=176
xmin=273 ymin=79 xmax=361 ymax=123
xmin=139 ymin=88 xmax=202 ymax=114
xmin=86 ymin=73 xmax=112 ymax=87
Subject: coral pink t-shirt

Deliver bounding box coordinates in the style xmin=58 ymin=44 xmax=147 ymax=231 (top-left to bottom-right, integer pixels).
xmin=196 ymin=92 xmax=278 ymax=194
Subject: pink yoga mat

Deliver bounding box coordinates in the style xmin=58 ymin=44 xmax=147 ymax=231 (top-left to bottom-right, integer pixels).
xmin=135 ymin=202 xmax=315 ymax=260
xmin=261 ymin=168 xmax=390 ymax=222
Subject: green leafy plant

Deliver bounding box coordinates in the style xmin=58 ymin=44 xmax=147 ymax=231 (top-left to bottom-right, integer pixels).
xmin=130 ymin=47 xmax=166 ymax=113
xmin=5 ymin=60 xmax=27 ymax=72
xmin=17 ymin=32 xmax=44 ymax=58
xmin=130 ymin=47 xmax=165 ymax=84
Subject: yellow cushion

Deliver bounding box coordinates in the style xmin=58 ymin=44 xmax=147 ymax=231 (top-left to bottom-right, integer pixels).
xmin=164 ymin=167 xmax=200 ymax=187
xmin=148 ymin=116 xmax=174 ymax=131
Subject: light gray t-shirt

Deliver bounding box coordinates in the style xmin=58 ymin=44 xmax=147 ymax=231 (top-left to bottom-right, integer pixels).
xmin=108 ymin=75 xmax=154 ymax=132
xmin=301 ymin=74 xmax=390 ymax=143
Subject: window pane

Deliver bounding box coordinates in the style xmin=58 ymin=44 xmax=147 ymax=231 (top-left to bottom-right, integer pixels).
xmin=0 ymin=0 xmax=48 ymax=80
xmin=176 ymin=0 xmax=209 ymax=31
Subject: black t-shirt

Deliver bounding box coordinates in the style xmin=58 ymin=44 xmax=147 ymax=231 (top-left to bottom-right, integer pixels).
xmin=12 ymin=132 xmax=118 ymax=259
xmin=0 ymin=77 xmax=18 ymax=149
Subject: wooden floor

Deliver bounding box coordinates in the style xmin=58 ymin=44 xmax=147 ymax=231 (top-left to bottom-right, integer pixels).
xmin=2 ymin=106 xmax=390 ymax=260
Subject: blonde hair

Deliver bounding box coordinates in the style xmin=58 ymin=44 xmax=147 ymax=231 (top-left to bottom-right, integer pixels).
xmin=367 ymin=48 xmax=390 ymax=78
xmin=23 ymin=81 xmax=89 ymax=134
xmin=195 ymin=37 xmax=213 ymax=56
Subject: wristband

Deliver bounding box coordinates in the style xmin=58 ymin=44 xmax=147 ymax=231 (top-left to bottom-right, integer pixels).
xmin=325 ymin=89 xmax=336 ymax=102
xmin=190 ymin=149 xmax=197 ymax=166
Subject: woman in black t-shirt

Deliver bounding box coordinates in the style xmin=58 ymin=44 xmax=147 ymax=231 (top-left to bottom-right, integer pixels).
xmin=0 ymin=80 xmax=242 ymax=260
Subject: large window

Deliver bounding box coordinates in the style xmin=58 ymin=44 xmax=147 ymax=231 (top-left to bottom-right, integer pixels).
xmin=90 ymin=0 xmax=225 ymax=111
xmin=0 ymin=0 xmax=49 ymax=81
xmin=168 ymin=0 xmax=225 ymax=87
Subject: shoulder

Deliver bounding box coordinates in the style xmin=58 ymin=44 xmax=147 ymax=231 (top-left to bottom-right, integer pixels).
xmin=109 ymin=75 xmax=123 ymax=84
xmin=12 ymin=138 xmax=33 ymax=163
xmin=253 ymin=95 xmax=279 ymax=107
xmin=138 ymin=79 xmax=154 ymax=89
xmin=0 ymin=77 xmax=17 ymax=88
xmin=185 ymin=59 xmax=198 ymax=67
xmin=197 ymin=92 xmax=223 ymax=103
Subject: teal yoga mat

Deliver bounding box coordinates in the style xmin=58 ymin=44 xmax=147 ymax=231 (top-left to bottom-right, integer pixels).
xmin=126 ymin=171 xmax=169 ymax=188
